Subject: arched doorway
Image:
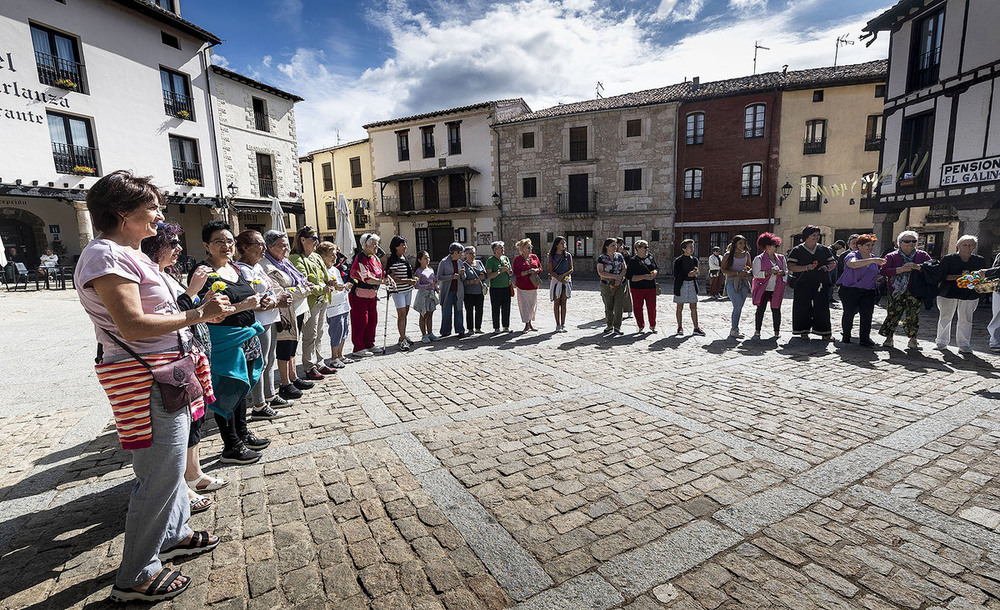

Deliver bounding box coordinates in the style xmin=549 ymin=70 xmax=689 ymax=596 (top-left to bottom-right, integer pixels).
xmin=0 ymin=208 xmax=47 ymax=268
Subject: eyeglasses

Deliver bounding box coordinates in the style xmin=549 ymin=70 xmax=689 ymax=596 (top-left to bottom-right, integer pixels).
xmin=310 ymin=236 xmax=319 ymax=241
xmin=168 ymin=239 xmax=182 ymax=247
xmin=900 ymin=239 xmax=917 ymax=244
xmin=211 ymin=238 xmax=236 ymax=246
xmin=252 ymin=242 xmax=266 ymax=247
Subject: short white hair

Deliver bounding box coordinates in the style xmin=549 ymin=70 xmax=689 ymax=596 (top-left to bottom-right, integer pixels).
xmin=956 ymin=234 xmax=978 ymax=248
xmin=360 ymin=233 xmax=380 ymax=247
xmin=896 ymin=230 xmax=919 ymax=246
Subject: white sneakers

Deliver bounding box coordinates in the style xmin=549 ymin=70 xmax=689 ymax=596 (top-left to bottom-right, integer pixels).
xmin=351 ymin=350 xmax=374 ymax=358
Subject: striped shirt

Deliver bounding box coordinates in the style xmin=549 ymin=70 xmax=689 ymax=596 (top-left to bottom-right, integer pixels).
xmin=386 ymin=256 xmax=413 ymax=293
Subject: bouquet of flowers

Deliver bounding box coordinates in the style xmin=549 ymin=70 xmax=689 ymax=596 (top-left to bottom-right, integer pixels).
xmin=958 ymin=271 xmax=998 ymax=293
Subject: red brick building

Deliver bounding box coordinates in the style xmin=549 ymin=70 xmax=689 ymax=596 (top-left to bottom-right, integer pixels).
xmin=674 ymin=78 xmax=782 ymax=260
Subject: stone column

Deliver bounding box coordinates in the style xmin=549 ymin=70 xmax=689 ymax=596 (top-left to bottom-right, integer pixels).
xmin=956 ymin=207 xmax=991 ymax=255
xmin=72 ymin=201 xmax=93 ymax=249
xmin=872 ymin=210 xmax=901 ymax=248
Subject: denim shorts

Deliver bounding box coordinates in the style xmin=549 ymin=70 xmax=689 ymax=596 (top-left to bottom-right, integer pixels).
xmin=326 ymin=312 xmax=350 ymax=346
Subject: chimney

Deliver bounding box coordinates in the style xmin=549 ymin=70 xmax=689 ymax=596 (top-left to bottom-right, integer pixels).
xmin=692 ymin=76 xmax=700 ymax=91
xmin=782 ymin=65 xmax=788 ymax=75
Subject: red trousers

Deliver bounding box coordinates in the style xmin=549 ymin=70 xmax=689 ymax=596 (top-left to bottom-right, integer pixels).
xmin=631 ymin=288 xmax=657 ymax=329
xmin=348 ymin=293 xmax=378 ymax=353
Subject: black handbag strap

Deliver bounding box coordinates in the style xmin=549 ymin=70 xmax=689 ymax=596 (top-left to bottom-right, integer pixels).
xmin=100 ymin=328 xmax=186 ymax=372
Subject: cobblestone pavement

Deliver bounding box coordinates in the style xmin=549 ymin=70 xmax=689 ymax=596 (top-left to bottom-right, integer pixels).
xmin=2 ymin=282 xmax=1000 ymax=609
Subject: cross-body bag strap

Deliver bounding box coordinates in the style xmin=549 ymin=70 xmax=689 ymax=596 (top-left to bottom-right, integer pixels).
xmin=101 ymin=328 xmax=185 ymax=371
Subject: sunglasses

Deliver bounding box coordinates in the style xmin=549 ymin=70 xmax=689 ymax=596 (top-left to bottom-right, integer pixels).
xmin=900 ymin=239 xmax=917 ymax=244
xmin=169 ymin=239 xmax=182 ymax=247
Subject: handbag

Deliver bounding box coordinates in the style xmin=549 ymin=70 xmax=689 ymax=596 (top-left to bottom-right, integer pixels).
xmin=103 ymin=330 xmax=203 ymax=413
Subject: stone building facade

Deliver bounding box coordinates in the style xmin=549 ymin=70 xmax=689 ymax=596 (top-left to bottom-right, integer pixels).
xmin=209 ymin=65 xmax=304 ymax=238
xmin=365 ymin=99 xmax=529 ymax=261
xmin=496 ymin=86 xmax=686 ymax=274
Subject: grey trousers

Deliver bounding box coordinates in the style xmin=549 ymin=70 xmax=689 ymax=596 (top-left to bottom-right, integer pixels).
xmin=251 ymin=322 xmax=277 ymax=405
xmin=301 ymin=300 xmax=327 ymax=369
xmin=116 ymin=385 xmax=192 ymax=588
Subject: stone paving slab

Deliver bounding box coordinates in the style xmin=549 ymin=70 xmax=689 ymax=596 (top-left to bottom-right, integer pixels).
xmin=3 ymin=285 xmax=1000 ymax=609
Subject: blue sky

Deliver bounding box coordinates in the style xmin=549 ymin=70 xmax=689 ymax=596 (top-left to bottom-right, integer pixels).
xmin=182 ymin=0 xmax=895 ymax=152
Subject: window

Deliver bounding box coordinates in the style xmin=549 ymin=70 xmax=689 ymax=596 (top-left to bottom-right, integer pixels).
xmin=256 ymin=153 xmax=274 ymax=196
xmin=709 ymin=232 xmax=729 ymax=253
xmin=744 ymin=104 xmax=765 ymax=138
xmin=321 ymin=163 xmax=333 ymax=191
xmin=651 ymin=230 xmax=660 ymax=242
xmin=683 ymin=232 xmax=701 ymax=257
xmin=396 ymin=130 xmax=410 ymax=161
xmin=812 ymin=90 xmax=824 ymax=102
xmin=898 ymin=112 xmax=934 ymax=189
xmin=30 ymin=24 xmax=87 ymax=93
xmin=252 ymin=97 xmax=269 ymax=132
xmin=424 ymin=177 xmax=439 ymax=209
xmin=860 ymin=171 xmax=879 ymax=209
xmin=686 ymin=112 xmax=704 ymax=145
xmin=160 ymin=68 xmax=193 ymax=120
xmin=522 ymin=177 xmax=537 ymax=198
xmin=415 ymin=227 xmax=429 ymax=251
xmin=161 ymin=32 xmax=180 ymax=49
xmin=909 ymin=8 xmax=945 ymax=91
xmin=624 ymin=168 xmax=642 ymax=192
xmin=626 ymin=119 xmax=642 ymax=137
xmin=526 ymin=233 xmax=542 ymax=257
xmin=522 ymin=132 xmax=535 ymax=148
xmin=169 ymin=135 xmax=201 ymax=185
xmin=354 ymin=199 xmax=369 ymax=227
xmin=421 ymin=126 xmax=435 ymax=158
xmin=803 ymin=119 xmax=827 ymax=154
xmin=683 ymin=169 xmax=702 ymax=199
xmin=399 ymin=180 xmax=415 ymax=211
xmin=47 ymin=111 xmax=97 ymax=174
xmin=569 ymin=126 xmax=587 ymax=161
xmin=741 ymin=164 xmax=762 ymax=196
xmin=567 ymin=231 xmax=594 ymax=257
xmin=566 ymin=173 xmax=590 ymax=213
xmin=449 ymin=174 xmax=467 ymax=208
xmin=799 ymin=175 xmax=822 ymax=212
xmin=447 ymin=122 xmax=461 ymax=155
xmin=153 ymin=0 xmax=174 ymax=10
xmin=325 ymin=201 xmax=337 ymax=229
xmin=349 ymin=157 xmax=362 ymax=188
xmin=875 ymin=84 xmax=886 ymax=98
xmin=865 ymin=115 xmax=884 ymax=151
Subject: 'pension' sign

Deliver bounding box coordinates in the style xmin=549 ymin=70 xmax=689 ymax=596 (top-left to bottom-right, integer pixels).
xmin=941 ymin=156 xmax=1000 ymax=186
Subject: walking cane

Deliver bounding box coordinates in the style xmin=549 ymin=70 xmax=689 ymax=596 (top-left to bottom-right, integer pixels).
xmin=382 ymin=283 xmax=391 ymax=354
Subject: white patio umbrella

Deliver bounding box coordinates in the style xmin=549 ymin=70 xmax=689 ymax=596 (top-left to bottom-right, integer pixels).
xmin=269 ymin=197 xmax=286 ymax=234
xmin=0 ymin=233 xmax=7 ymax=267
xmin=335 ymin=194 xmax=355 ymax=255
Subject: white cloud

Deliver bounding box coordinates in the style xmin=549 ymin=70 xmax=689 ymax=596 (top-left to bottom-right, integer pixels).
xmin=248 ymin=0 xmax=890 ymax=152
xmin=729 ymin=0 xmax=766 ymax=9
xmin=210 ymin=52 xmax=230 ymax=68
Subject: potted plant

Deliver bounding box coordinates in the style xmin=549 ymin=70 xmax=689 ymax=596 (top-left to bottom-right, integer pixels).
xmin=185 ymin=178 xmax=201 ymax=187
xmin=72 ymin=165 xmax=96 ymax=176
xmin=176 ymin=110 xmax=190 ymax=119
xmin=54 ymin=78 xmax=78 ymax=90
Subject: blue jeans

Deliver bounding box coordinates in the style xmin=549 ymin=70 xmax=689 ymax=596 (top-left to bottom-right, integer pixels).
xmin=726 ymin=280 xmax=749 ymax=330
xmin=440 ymin=291 xmax=465 ymax=336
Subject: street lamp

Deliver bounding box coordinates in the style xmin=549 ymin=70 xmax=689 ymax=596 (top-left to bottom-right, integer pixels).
xmin=492 ymin=192 xmax=500 ymax=208
xmin=778 ymin=181 xmax=793 ymax=206
xmin=227 ymin=182 xmax=238 ymax=197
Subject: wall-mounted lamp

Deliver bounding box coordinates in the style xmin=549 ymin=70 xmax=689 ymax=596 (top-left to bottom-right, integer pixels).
xmin=227 ymin=182 xmax=238 ymax=197
xmin=823 ymin=198 xmax=829 ymax=204
xmin=849 ymin=198 xmax=856 ymax=206
xmin=492 ymin=192 xmax=500 ymax=208
xmin=778 ymin=181 xmax=793 ymax=206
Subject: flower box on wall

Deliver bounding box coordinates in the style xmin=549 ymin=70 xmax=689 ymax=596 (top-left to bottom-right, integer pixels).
xmin=72 ymin=166 xmax=96 ymax=176
xmin=184 ymin=178 xmax=201 ymax=187
xmin=54 ymin=78 xmax=78 ymax=90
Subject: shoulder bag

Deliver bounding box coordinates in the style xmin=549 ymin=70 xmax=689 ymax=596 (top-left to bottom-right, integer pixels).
xmin=103 ymin=330 xmax=203 ymax=413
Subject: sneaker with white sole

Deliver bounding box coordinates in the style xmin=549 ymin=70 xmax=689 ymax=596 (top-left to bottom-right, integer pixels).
xmin=351 ymin=350 xmax=374 ymax=358
xmin=251 ymin=404 xmax=284 ymax=420
xmin=421 ymin=334 xmax=431 ymax=344
xmin=370 ymin=345 xmax=385 ymax=354
xmin=268 ymin=395 xmax=294 ymax=408
xmin=429 ymin=334 xmax=441 ymax=341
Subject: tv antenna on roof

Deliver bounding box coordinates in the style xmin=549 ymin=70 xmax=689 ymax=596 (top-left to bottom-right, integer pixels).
xmin=834 ymin=34 xmax=855 ymax=66
xmin=753 ymin=41 xmax=770 ymax=75
xmin=596 ymin=81 xmax=604 ymax=99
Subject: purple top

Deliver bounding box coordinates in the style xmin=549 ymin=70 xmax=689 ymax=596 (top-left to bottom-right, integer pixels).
xmin=837 ymin=251 xmax=880 ymax=290
xmin=75 ymin=238 xmax=192 ymax=359
xmin=414 ymin=266 xmax=436 ymax=290
xmin=880 ymin=249 xmax=932 ymax=277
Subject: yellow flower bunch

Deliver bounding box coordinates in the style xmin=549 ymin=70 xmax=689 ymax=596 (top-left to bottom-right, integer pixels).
xmin=210 ymin=281 xmax=228 ymax=292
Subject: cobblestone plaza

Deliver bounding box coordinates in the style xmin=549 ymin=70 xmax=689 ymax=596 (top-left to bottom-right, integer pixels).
xmin=2 ymin=284 xmax=1000 ymax=609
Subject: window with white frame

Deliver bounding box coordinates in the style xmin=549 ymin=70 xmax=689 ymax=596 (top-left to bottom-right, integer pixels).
xmin=684 ymin=168 xmax=702 ymax=199
xmin=741 ymin=164 xmax=762 ymax=196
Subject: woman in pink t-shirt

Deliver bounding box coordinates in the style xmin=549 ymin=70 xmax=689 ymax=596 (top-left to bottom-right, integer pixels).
xmin=75 ymin=171 xmax=231 ymax=603
xmin=349 ymin=233 xmax=393 ymax=356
